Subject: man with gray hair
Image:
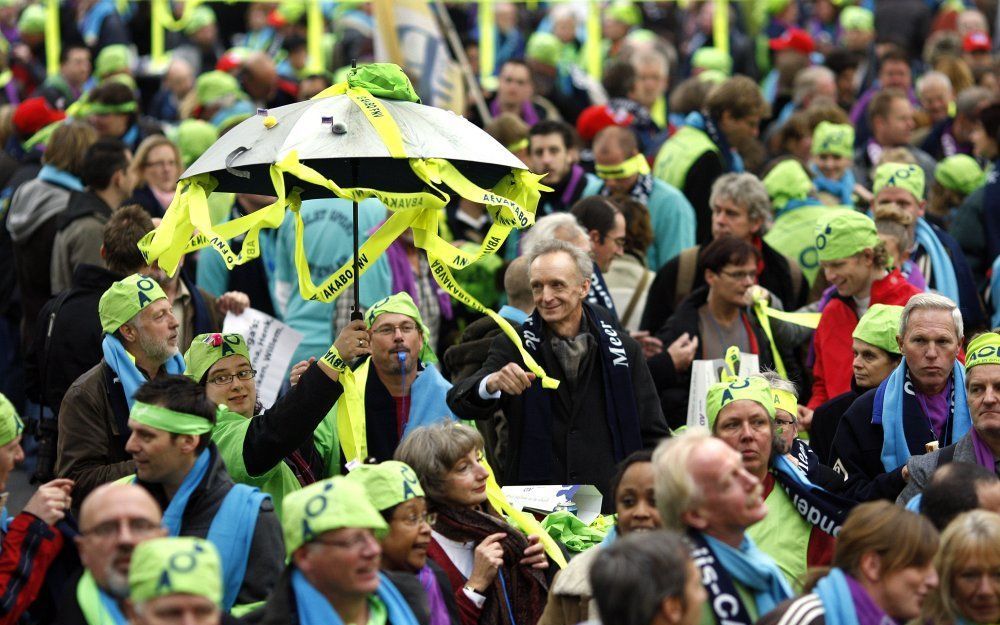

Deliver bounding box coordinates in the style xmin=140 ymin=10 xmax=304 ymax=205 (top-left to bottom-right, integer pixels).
xmin=915 ymin=71 xmax=954 ymax=126
xmin=447 ymin=238 xmax=668 ymax=507
xmin=921 ymin=86 xmax=995 ymax=160
xmin=831 ymin=293 xmax=968 ymax=503
xmin=640 ymin=172 xmax=807 ymax=333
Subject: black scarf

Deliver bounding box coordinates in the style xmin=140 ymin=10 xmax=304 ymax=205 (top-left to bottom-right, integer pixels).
xmin=687 ymin=531 xmax=755 ymax=625
xmin=770 ymin=447 xmax=853 ymax=538
xmin=517 ymin=303 xmax=641 ymax=483
xmin=586 ymin=263 xmax=618 ymax=316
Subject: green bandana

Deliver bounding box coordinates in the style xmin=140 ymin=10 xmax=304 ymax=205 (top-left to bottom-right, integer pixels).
xmin=85 ymin=101 xmax=138 ymax=116
xmin=95 ymin=45 xmax=132 ymax=80
xmin=172 ymin=119 xmax=218 ymax=168
xmin=811 ymin=122 xmax=854 ymax=158
xmin=185 ymin=333 xmax=252 ymax=384
xmin=935 ymin=155 xmax=986 ymax=196
xmin=345 ymin=461 xmax=424 ymax=512
xmin=196 ymin=71 xmax=242 ymax=106
xmin=0 ymin=393 xmax=25 ymax=447
xmin=365 ymin=292 xmax=436 ymax=363
xmin=99 ymin=274 xmax=167 ymax=334
xmin=763 ymin=160 xmax=813 ymax=210
xmin=840 ymin=6 xmax=874 ymax=32
xmin=282 ymin=476 xmax=388 ymax=556
xmin=873 ymin=163 xmax=925 ymax=200
xmin=852 ymin=304 xmax=903 ymax=355
xmin=526 ymin=32 xmax=562 ymax=67
xmin=815 ymin=211 xmax=880 ymax=262
xmin=966 ymin=333 xmax=1000 ymax=371
xmin=130 ymin=402 xmax=214 ymax=435
xmin=595 ymin=153 xmax=650 ymax=180
xmin=129 ymin=537 xmax=223 ymax=607
xmin=692 ymin=47 xmax=732 ymax=75
xmin=342 ymin=63 xmax=420 ymax=104
xmin=184 ymin=6 xmax=216 ymax=36
xmin=17 ymin=4 xmax=45 ymax=35
xmin=706 ymin=377 xmax=776 ymax=430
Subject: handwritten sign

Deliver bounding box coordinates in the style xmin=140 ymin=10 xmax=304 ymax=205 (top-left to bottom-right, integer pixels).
xmin=223 ymin=308 xmax=303 ymax=408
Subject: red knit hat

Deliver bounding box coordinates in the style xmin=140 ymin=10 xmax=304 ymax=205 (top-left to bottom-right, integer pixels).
xmin=770 ymin=28 xmax=816 ymax=55
xmin=576 ymin=105 xmax=634 ymax=143
xmin=963 ymin=31 xmax=992 ymax=53
xmin=12 ymin=97 xmax=66 ymax=138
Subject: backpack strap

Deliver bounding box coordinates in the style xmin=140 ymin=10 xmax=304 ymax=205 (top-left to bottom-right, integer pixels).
xmin=207 ymin=484 xmax=268 ymax=612
xmin=621 ymin=268 xmax=652 ymax=328
xmin=674 ymin=246 xmax=701 ymax=309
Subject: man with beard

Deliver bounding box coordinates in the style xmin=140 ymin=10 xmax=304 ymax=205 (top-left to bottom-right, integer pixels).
xmin=56 ymin=483 xmax=167 ymax=625
xmin=529 ymin=121 xmax=603 ymax=216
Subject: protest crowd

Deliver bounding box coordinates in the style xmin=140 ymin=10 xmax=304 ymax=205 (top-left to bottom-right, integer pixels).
xmin=2 ymin=0 xmax=1000 ymax=625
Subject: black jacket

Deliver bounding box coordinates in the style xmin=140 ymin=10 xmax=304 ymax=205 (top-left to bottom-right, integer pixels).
xmin=126 ymin=185 xmax=166 ymax=219
xmin=446 ymin=304 xmax=669 ymax=504
xmin=810 ymin=388 xmax=861 ymax=466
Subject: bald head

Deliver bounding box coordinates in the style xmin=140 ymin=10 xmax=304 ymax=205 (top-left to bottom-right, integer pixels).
xmin=243 ymin=52 xmax=278 ymax=102
xmin=592 ymin=126 xmax=639 ymax=160
xmin=79 ymin=482 xmax=162 ymax=531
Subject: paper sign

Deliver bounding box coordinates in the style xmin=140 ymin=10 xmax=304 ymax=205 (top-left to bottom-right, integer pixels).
xmin=223 ymin=308 xmax=303 ymax=409
xmin=501 ymin=485 xmax=603 ymax=525
xmin=687 ymin=353 xmax=760 ymax=429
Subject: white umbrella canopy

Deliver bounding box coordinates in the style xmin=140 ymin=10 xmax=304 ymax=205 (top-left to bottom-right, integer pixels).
xmin=182 ymin=94 xmax=528 ymax=199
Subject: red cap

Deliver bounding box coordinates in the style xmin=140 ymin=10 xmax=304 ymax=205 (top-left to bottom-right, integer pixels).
xmin=963 ymin=31 xmax=992 ymax=53
xmin=267 ymin=9 xmax=286 ymax=29
xmin=576 ymin=105 xmax=634 ymax=142
xmin=215 ymin=51 xmax=245 ymax=74
xmin=770 ymin=28 xmax=816 ymax=55
xmin=12 ymin=97 xmax=66 ymax=138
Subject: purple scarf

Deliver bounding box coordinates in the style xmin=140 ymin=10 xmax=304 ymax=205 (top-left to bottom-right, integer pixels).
xmin=417 ymin=566 xmax=451 ymax=625
xmin=845 ymin=574 xmax=895 ymax=625
xmin=490 ymin=98 xmax=540 ymax=126
xmin=971 ymin=428 xmax=997 ymax=471
xmin=915 ymin=377 xmax=952 ymax=440
xmin=384 ymin=241 xmax=453 ymax=320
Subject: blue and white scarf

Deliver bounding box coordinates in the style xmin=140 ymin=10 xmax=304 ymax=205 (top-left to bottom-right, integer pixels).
xmin=914 ymin=218 xmax=959 ymax=304
xmin=101 ymin=334 xmax=186 ymax=410
xmin=292 ymin=568 xmax=419 ymax=625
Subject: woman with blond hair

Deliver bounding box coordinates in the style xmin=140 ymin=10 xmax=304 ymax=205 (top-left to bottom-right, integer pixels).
xmin=924 ymin=510 xmax=1000 ymax=625
xmin=758 ymin=501 xmax=940 ymax=625
xmin=127 ymin=134 xmax=181 ymax=218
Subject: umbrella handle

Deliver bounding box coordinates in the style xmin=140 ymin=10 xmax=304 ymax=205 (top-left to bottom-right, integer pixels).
xmin=225 ymin=147 xmax=252 ymax=179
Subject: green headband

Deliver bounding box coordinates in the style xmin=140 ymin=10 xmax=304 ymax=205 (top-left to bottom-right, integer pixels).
xmin=0 ymin=393 xmax=24 ymax=448
xmin=365 ymin=292 xmax=436 ymax=363
xmin=596 ymin=153 xmax=650 ymax=180
xmin=966 ymin=333 xmax=1000 ymax=371
xmin=130 ymin=402 xmax=214 ymax=436
xmin=763 ymin=160 xmax=813 ymax=210
xmin=282 ymin=476 xmax=388 ymax=556
xmin=129 ymin=537 xmax=222 ymax=607
xmin=99 ymin=274 xmax=167 ymax=334
xmin=185 ymin=333 xmax=252 ymax=384
xmin=706 ymin=376 xmax=776 ymax=430
xmin=811 ymin=121 xmax=854 ymax=158
xmin=935 ymin=155 xmax=985 ymax=196
xmin=852 ymin=304 xmax=903 ymax=355
xmin=345 ymin=461 xmax=425 ymax=512
xmin=815 ymin=211 xmax=880 ymax=262
xmin=772 ymin=389 xmax=797 ymax=416
xmin=85 ymin=101 xmax=138 ymax=115
xmin=507 ymin=138 xmax=529 ymax=153
xmin=872 ymin=163 xmax=925 ymax=200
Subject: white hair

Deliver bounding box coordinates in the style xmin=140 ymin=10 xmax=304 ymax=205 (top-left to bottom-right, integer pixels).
xmin=521 ymin=213 xmax=590 ymax=256
xmin=526 ymin=238 xmax=593 ymax=284
xmin=899 ymin=293 xmax=963 ymax=340
xmin=916 ymin=71 xmax=953 ymax=97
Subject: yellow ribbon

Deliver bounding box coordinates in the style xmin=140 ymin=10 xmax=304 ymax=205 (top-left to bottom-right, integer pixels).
xmin=721 ymin=345 xmax=741 ymax=382
xmin=595 ymin=153 xmax=650 ymax=180
xmin=749 ymin=286 xmax=822 ymax=380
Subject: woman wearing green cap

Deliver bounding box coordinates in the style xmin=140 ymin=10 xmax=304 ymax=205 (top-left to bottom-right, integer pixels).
xmin=184 ymin=321 xmax=369 ymax=518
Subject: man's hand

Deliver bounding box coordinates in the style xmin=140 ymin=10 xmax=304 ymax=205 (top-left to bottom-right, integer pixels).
xmin=519 ymin=534 xmax=549 ymax=569
xmin=333 ymin=319 xmax=371 ymax=361
xmin=797 ymin=405 xmax=814 ymax=432
xmin=216 ymin=291 xmax=251 ymax=315
xmin=485 ymin=363 xmax=536 ymax=395
xmin=630 ymin=331 xmax=664 ymax=358
xmin=667 ymin=333 xmax=699 ymax=372
xmin=23 ymin=478 xmax=74 ymax=526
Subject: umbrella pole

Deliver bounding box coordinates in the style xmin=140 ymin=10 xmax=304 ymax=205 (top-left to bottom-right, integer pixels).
xmin=351 ymin=157 xmax=363 ymax=321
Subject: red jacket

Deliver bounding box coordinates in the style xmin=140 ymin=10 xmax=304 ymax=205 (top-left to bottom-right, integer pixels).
xmin=0 ymin=513 xmax=65 ymax=625
xmin=808 ymin=269 xmax=920 ymax=409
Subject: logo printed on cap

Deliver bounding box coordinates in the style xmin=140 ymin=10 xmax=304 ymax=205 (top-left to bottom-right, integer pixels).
xmin=816 ymin=224 xmax=832 ymax=250
xmin=401 ymin=465 xmax=420 ymax=501
xmin=721 ymin=378 xmax=751 ymax=404
xmin=136 ymin=276 xmax=158 ymax=308
xmin=301 ymin=480 xmax=335 ymax=543
xmin=971 ymin=345 xmax=997 ymax=362
xmin=155 ymin=544 xmax=205 ymax=594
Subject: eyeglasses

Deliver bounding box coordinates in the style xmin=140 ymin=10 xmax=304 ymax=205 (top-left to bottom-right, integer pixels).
xmin=372 ymin=323 xmax=418 ymax=337
xmin=775 ymin=418 xmax=797 ymax=428
xmin=208 ymin=369 xmax=257 ymax=386
xmin=719 ymin=270 xmax=757 ymax=282
xmin=145 ymin=159 xmax=177 ymax=169
xmin=85 ymin=518 xmax=161 ymax=539
xmin=311 ymin=531 xmax=378 ymax=551
xmin=393 ymin=512 xmax=438 ymax=527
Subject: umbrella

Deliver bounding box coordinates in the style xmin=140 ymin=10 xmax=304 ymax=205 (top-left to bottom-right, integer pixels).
xmin=138 ymin=63 xmax=556 ymax=385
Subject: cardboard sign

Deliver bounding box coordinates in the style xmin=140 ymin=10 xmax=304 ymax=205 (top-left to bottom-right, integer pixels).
xmin=223 ymin=309 xmax=303 ymax=408
xmin=501 ymin=485 xmax=603 ymax=525
xmin=687 ymin=353 xmax=760 ymax=429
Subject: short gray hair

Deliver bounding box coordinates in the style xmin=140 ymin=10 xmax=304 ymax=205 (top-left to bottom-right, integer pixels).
xmin=526 ymin=238 xmax=593 ymax=285
xmin=899 ymin=293 xmax=963 ymax=341
xmin=757 ymin=370 xmax=798 ymax=398
xmin=521 ymin=213 xmax=589 ymax=256
xmin=957 ymin=87 xmax=992 ymax=118
xmin=652 ymin=429 xmax=710 ymax=531
xmin=631 ymin=50 xmax=669 ymax=76
xmin=793 ymin=66 xmax=835 ymax=106
xmin=394 ymin=423 xmax=484 ymax=503
xmin=916 ymin=71 xmax=953 ymax=98
xmin=709 ymin=173 xmax=773 ymax=234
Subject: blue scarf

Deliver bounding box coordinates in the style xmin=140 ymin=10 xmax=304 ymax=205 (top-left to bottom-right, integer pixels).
xmin=291 ymin=568 xmax=419 ymax=625
xmin=771 ymin=454 xmax=852 ymax=536
xmin=101 ymin=335 xmax=186 ymax=410
xmin=914 ymin=218 xmax=959 ymax=304
xmin=38 ymin=165 xmax=84 ymax=191
xmin=814 ymin=568 xmax=889 ymax=625
xmin=79 ymin=0 xmax=117 ymax=46
xmin=498 ymin=305 xmax=528 ymax=325
xmin=121 ymin=125 xmax=139 ymax=150
xmin=684 ymin=112 xmax=744 ymax=173
xmin=701 ymin=533 xmax=792 ymax=617
xmin=873 ymin=358 xmax=970 ymax=471
xmin=161 ymin=449 xmax=212 ymax=536
xmin=810 ymin=164 xmax=856 ymax=206
xmin=403 ymin=364 xmax=457 ymax=437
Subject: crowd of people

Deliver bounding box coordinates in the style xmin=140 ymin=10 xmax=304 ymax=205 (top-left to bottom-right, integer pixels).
xmin=0 ymin=0 xmax=999 ymax=624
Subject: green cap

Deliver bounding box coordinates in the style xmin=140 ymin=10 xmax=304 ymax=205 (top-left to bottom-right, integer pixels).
xmin=966 ymin=333 xmax=1000 ymax=371
xmin=872 ymin=163 xmax=925 ymax=201
xmin=852 ymin=304 xmax=903 ymax=355
xmin=692 ymin=47 xmax=732 ymax=75
xmin=815 ymin=211 xmax=880 ymax=262
xmin=196 ymin=71 xmax=241 ymax=106
xmin=98 ymin=274 xmax=167 ymax=334
xmin=526 ymin=32 xmax=562 ymax=67
xmin=840 ymin=6 xmax=874 ymax=32
xmin=705 ymin=376 xmax=776 ymax=430
xmin=172 ymin=119 xmax=218 ymax=169
xmin=183 ymin=5 xmax=216 ymax=36
xmin=282 ymin=476 xmax=388 ymax=556
xmin=0 ymin=393 xmax=25 ymax=448
xmin=130 ymin=402 xmax=215 ymax=436
xmin=935 ymin=155 xmax=986 ymax=196
xmin=763 ymin=160 xmax=813 ymax=210
xmin=765 ymin=0 xmax=792 ymax=15
xmin=94 ymin=44 xmax=132 ymax=79
xmin=345 ymin=461 xmax=424 ymax=512
xmin=129 ymin=537 xmax=223 ymax=607
xmin=698 ymin=70 xmax=728 ymax=85
xmin=625 ymin=29 xmax=657 ymax=45
xmin=606 ymin=1 xmax=642 ymax=25
xmin=184 ymin=333 xmax=251 ymax=384
xmin=17 ymin=5 xmax=45 ymax=35
xmin=365 ymin=292 xmax=436 ymax=363
xmin=811 ymin=121 xmax=854 ymax=158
